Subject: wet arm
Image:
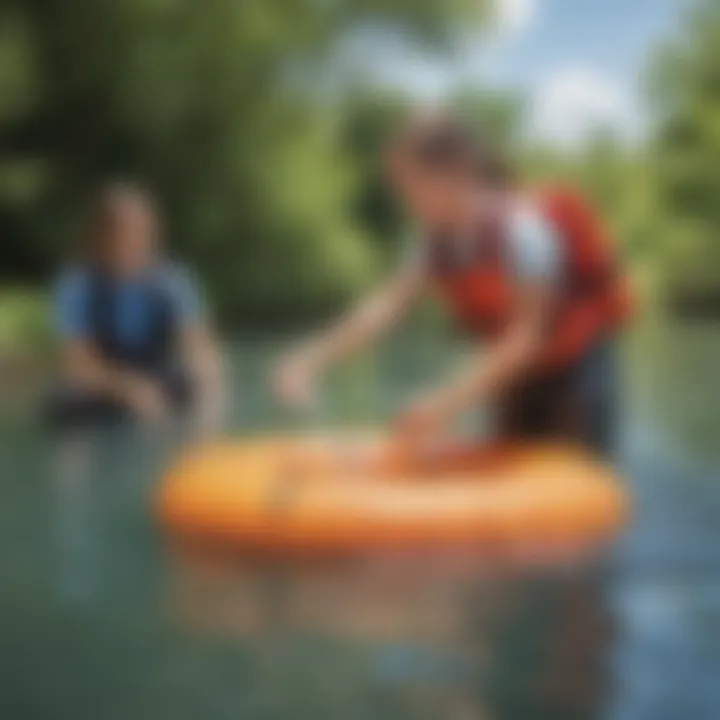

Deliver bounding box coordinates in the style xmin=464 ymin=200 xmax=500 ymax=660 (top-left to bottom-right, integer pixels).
xmin=292 ymin=269 xmax=424 ymax=372
xmin=422 ymin=282 xmax=554 ymax=417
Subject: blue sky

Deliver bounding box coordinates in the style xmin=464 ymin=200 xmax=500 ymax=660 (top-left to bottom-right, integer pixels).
xmin=359 ymin=0 xmax=691 ymax=148
xmin=485 ymin=0 xmax=684 ymax=86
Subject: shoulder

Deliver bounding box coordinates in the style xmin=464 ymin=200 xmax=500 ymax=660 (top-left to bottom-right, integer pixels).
xmin=153 ymin=261 xmax=204 ymax=319
xmin=53 ymin=265 xmax=92 ymax=301
xmin=53 ymin=265 xmax=94 ymax=335
xmin=154 ymin=261 xmax=197 ymax=292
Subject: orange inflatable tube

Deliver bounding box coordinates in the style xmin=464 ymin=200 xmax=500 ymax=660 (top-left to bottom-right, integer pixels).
xmin=158 ymin=436 xmax=628 ymax=553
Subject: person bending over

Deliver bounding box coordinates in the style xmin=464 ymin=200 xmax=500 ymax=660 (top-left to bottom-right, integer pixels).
xmin=274 ymin=116 xmax=633 ymax=457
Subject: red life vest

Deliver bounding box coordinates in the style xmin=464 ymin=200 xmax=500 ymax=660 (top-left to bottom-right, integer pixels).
xmin=429 ymin=186 xmax=634 ymax=372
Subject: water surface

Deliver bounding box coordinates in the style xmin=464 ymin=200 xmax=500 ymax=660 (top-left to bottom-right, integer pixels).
xmin=2 ymin=320 xmax=719 ymax=720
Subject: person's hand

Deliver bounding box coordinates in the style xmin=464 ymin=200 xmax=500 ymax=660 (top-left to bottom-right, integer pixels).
xmin=393 ymin=392 xmax=454 ymax=449
xmin=273 ymin=350 xmax=319 ymax=410
xmin=121 ymin=376 xmax=168 ymax=422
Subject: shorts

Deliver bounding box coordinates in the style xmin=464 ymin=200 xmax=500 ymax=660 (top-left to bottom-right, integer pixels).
xmin=45 ymin=367 xmax=194 ymax=431
xmin=497 ymin=340 xmax=618 ymax=457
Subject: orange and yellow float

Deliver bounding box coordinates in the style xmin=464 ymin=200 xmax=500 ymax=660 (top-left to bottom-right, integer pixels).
xmin=157 ymin=436 xmax=628 ymax=554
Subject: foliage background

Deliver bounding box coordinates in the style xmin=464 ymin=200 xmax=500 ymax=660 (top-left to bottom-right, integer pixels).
xmin=0 ymin=0 xmax=717 ymax=345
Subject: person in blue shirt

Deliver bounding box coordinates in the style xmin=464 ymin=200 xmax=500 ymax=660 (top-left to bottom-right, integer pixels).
xmin=49 ymin=182 xmax=223 ymax=430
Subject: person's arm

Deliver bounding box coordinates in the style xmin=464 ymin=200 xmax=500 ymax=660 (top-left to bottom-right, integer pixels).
xmin=395 ymin=204 xmax=561 ymax=444
xmin=54 ymin=271 xmax=169 ymax=419
xmin=165 ymin=266 xmax=225 ymax=432
xmin=61 ymin=338 xmax=168 ymax=418
xmin=178 ymin=322 xmax=224 ymax=432
xmin=395 ymin=282 xmax=554 ymax=443
xmin=275 ymin=267 xmax=424 ymax=407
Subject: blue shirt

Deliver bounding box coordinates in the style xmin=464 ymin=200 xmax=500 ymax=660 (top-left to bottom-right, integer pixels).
xmin=54 ymin=263 xmax=204 ymax=350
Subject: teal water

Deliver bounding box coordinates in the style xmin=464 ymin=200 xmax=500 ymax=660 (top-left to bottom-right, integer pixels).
xmin=2 ymin=320 xmax=720 ymax=720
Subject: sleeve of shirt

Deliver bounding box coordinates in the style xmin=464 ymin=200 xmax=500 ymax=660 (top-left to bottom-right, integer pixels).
xmin=163 ymin=264 xmax=206 ymax=326
xmin=507 ymin=207 xmax=562 ymax=285
xmin=53 ymin=269 xmax=90 ymax=340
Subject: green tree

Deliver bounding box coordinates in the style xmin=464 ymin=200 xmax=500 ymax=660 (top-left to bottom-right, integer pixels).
xmin=0 ymin=0 xmax=485 ymax=323
xmin=649 ymin=0 xmax=720 ymax=303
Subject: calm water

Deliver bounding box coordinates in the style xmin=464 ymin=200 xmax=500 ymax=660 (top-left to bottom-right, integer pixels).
xmin=1 ymin=319 xmax=720 ymax=720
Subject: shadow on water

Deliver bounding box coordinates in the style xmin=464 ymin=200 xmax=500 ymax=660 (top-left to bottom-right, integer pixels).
xmin=1 ymin=318 xmax=720 ymax=719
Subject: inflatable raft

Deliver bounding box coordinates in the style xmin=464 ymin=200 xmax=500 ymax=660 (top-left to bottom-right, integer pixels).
xmin=158 ymin=436 xmax=628 ymax=553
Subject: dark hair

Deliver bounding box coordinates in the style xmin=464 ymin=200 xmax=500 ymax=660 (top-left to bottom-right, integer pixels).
xmin=395 ymin=114 xmax=515 ymax=188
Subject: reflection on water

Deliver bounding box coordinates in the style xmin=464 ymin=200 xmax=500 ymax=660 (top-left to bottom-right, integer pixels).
xmin=163 ymin=548 xmax=612 ymax=719
xmin=50 ymin=426 xmax=178 ymax=605
xmin=1 ymin=319 xmax=720 ymax=719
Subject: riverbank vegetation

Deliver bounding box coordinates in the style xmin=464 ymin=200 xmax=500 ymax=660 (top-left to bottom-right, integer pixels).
xmin=0 ymin=0 xmax=717 ymax=355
